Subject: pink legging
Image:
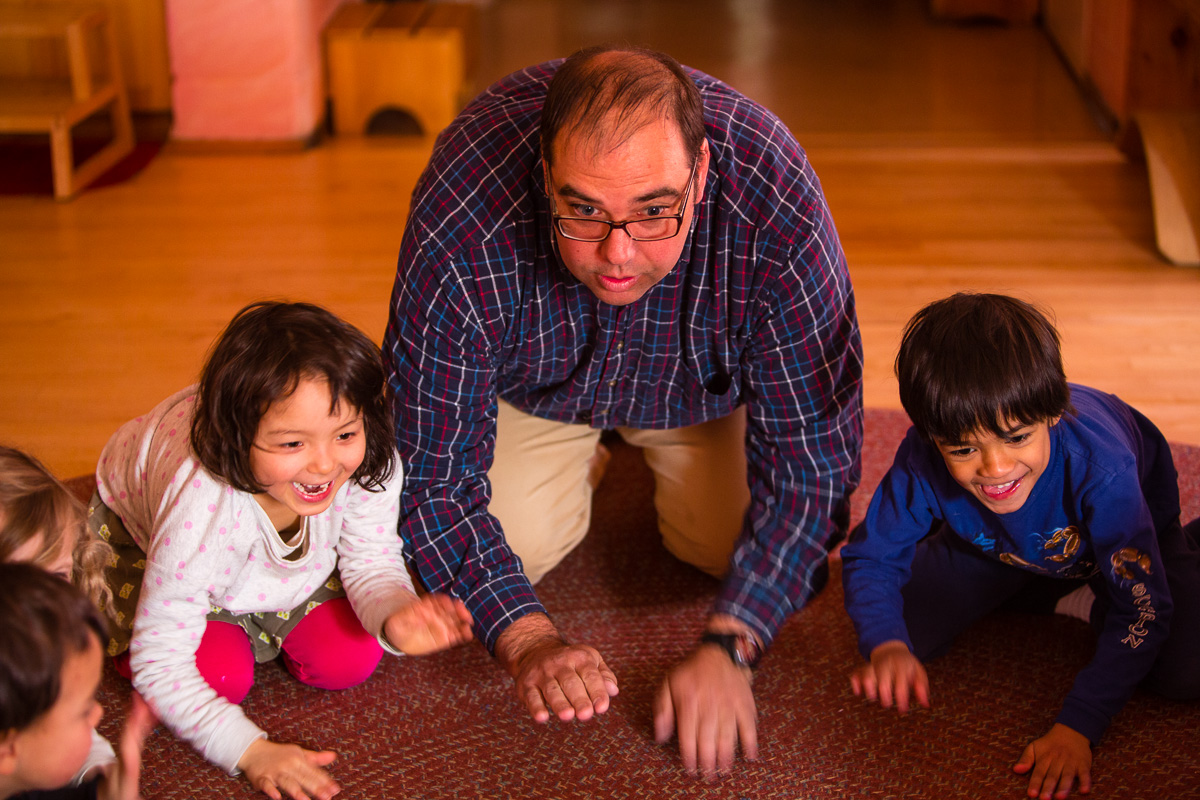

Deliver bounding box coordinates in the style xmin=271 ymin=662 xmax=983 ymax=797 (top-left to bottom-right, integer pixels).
xmin=114 ymin=597 xmax=383 ymax=703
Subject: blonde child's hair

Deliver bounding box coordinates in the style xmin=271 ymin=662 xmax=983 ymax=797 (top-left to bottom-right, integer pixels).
xmin=0 ymin=445 xmax=114 ymax=612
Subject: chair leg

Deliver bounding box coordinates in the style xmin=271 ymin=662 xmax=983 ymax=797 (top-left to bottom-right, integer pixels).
xmin=49 ymin=118 xmax=75 ymax=200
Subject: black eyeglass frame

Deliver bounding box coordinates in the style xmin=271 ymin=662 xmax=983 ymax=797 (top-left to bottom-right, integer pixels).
xmin=548 ymin=159 xmax=700 ymax=243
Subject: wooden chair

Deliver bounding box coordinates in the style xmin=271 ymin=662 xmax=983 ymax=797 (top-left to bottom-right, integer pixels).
xmin=0 ymin=4 xmax=134 ymax=199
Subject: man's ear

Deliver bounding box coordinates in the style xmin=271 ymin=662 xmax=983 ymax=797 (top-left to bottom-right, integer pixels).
xmin=0 ymin=728 xmax=21 ymax=777
xmin=694 ymin=139 xmax=711 ymax=204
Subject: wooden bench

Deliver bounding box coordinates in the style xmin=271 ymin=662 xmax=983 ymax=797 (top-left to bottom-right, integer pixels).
xmin=0 ymin=4 xmax=133 ymax=199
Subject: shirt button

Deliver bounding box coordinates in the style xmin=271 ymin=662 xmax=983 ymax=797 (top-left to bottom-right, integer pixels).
xmin=607 ymin=379 xmax=616 ymax=387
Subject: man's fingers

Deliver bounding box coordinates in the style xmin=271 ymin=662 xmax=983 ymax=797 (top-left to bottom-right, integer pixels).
xmin=737 ymin=703 xmax=759 ymax=761
xmin=652 ymin=681 xmax=676 ymax=744
xmin=675 ymin=693 xmax=699 ymax=772
xmin=523 ymin=684 xmax=552 ymax=723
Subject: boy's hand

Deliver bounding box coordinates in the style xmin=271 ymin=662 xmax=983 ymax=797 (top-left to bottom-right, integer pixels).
xmin=383 ymin=592 xmax=474 ymax=655
xmin=98 ymin=691 xmax=156 ymax=800
xmin=238 ymin=738 xmax=340 ymax=800
xmin=1013 ymin=723 xmax=1092 ymax=799
xmin=849 ymin=639 xmax=931 ymax=713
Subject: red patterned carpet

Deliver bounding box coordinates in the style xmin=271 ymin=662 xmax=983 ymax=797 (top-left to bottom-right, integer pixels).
xmin=84 ymin=408 xmax=1200 ymax=799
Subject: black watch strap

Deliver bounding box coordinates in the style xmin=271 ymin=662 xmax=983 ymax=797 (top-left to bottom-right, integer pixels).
xmin=700 ymin=631 xmax=762 ymax=670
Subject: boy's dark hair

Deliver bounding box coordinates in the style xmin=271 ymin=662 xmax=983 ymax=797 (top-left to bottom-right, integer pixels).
xmin=897 ymin=293 xmax=1074 ymax=442
xmin=0 ymin=562 xmax=106 ymax=732
xmin=190 ymin=301 xmax=395 ymax=494
xmin=541 ymin=45 xmax=706 ymax=169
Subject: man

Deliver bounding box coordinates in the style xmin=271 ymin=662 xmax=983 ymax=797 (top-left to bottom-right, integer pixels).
xmin=383 ymin=45 xmax=862 ymax=776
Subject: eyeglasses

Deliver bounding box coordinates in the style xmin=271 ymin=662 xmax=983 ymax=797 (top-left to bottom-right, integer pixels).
xmin=549 ymin=160 xmax=699 ymax=243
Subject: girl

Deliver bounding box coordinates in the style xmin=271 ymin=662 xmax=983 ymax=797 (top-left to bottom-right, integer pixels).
xmin=0 ymin=445 xmax=119 ymax=784
xmin=91 ymin=301 xmax=473 ymax=800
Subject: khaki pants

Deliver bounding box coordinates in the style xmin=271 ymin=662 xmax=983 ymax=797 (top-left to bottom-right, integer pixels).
xmin=489 ymin=399 xmax=750 ymax=584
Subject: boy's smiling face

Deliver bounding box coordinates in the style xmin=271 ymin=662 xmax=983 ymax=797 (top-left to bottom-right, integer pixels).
xmin=934 ymin=418 xmax=1057 ymax=514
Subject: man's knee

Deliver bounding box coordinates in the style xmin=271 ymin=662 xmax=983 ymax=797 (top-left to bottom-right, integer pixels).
xmin=624 ymin=409 xmax=749 ymax=578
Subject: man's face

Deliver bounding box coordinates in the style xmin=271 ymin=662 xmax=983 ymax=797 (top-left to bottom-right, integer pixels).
xmin=546 ymin=119 xmax=707 ymax=306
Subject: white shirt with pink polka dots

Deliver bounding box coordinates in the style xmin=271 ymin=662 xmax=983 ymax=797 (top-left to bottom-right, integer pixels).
xmin=96 ymin=386 xmax=415 ymax=774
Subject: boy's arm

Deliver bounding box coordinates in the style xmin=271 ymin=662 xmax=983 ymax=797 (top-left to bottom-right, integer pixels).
xmin=841 ymin=437 xmax=938 ymax=658
xmin=1053 ymin=477 xmax=1172 ymax=745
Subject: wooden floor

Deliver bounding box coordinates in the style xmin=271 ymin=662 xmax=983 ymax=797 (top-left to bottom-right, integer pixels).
xmin=2 ymin=0 xmax=1199 ymax=480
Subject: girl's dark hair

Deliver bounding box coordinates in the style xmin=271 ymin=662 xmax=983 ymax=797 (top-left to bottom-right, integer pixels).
xmin=896 ymin=293 xmax=1074 ymax=443
xmin=0 ymin=562 xmax=106 ymax=732
xmin=541 ymin=45 xmax=706 ymax=169
xmin=190 ymin=301 xmax=395 ymax=493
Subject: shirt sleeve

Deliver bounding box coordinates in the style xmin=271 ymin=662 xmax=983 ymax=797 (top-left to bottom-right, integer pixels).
xmin=129 ymin=470 xmax=266 ymax=775
xmin=713 ymin=220 xmax=864 ymax=647
xmin=1054 ymin=469 xmax=1173 ymax=744
xmin=335 ymin=456 xmax=419 ymax=655
xmin=384 ymin=229 xmax=544 ymax=654
xmin=840 ymin=438 xmax=939 ymax=658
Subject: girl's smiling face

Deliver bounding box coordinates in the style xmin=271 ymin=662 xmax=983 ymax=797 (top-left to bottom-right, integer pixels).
xmin=248 ymin=376 xmax=366 ymax=531
xmin=934 ymin=418 xmax=1057 ymax=514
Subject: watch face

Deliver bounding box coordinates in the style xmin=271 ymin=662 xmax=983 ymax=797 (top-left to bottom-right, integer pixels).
xmin=732 ymin=634 xmax=762 ymax=668
xmin=702 ymin=632 xmax=762 ymax=669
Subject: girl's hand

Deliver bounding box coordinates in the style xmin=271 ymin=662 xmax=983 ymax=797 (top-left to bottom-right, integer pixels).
xmin=1013 ymin=723 xmax=1092 ymax=799
xmin=383 ymin=592 xmax=474 ymax=655
xmin=98 ymin=692 xmax=156 ymax=800
xmin=849 ymin=639 xmax=931 ymax=713
xmin=237 ymin=738 xmax=340 ymax=800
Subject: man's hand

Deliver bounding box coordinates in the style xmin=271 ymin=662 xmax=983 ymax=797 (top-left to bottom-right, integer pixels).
xmin=1013 ymin=723 xmax=1092 ymax=799
xmin=495 ymin=613 xmax=618 ymax=723
xmin=237 ymin=738 xmax=341 ymax=800
xmin=653 ymin=620 xmax=759 ymax=778
xmin=383 ymin=592 xmax=473 ymax=655
xmin=98 ymin=691 xmax=156 ymax=800
xmin=849 ymin=639 xmax=931 ymax=713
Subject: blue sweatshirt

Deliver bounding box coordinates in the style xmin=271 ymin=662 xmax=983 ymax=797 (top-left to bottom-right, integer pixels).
xmin=842 ymin=384 xmax=1180 ymax=744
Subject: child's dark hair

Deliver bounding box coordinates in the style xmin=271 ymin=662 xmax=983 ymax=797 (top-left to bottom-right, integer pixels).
xmin=0 ymin=562 xmax=107 ymax=732
xmin=0 ymin=445 xmax=113 ymax=611
xmin=190 ymin=301 xmax=396 ymax=493
xmin=897 ymin=293 xmax=1074 ymax=442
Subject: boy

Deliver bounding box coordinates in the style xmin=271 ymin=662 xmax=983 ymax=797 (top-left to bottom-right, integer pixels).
xmin=841 ymin=293 xmax=1200 ymax=800
xmin=0 ymin=563 xmax=153 ymax=800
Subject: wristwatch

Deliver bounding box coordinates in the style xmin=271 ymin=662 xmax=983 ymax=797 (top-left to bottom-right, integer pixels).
xmin=700 ymin=631 xmax=762 ymax=670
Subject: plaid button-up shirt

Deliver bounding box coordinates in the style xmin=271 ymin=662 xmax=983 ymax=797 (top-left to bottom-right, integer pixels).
xmin=384 ymin=61 xmax=863 ymax=652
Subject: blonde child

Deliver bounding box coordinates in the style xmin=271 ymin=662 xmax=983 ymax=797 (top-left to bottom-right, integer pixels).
xmin=0 ymin=445 xmax=118 ymax=783
xmin=91 ymin=301 xmax=473 ymax=800
xmin=0 ymin=562 xmax=154 ymax=800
